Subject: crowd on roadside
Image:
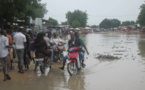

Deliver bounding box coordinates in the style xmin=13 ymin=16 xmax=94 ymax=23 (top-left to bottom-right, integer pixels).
xmin=0 ymin=26 xmax=89 ymax=81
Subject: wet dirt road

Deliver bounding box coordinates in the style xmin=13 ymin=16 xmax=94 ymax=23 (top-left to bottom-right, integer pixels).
xmin=1 ymin=33 xmax=145 ymax=90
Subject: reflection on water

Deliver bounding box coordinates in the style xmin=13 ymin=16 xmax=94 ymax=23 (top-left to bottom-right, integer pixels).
xmin=83 ymin=33 xmax=145 ymax=90
xmin=68 ymin=75 xmax=85 ymax=90
xmin=1 ymin=33 xmax=145 ymax=90
xmin=138 ymin=34 xmax=145 ymax=58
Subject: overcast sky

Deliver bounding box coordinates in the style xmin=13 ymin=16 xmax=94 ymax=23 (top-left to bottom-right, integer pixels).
xmin=41 ymin=0 xmax=145 ymax=25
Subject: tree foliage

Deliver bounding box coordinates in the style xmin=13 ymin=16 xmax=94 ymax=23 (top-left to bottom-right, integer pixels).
xmin=111 ymin=19 xmax=121 ymax=27
xmin=91 ymin=25 xmax=98 ymax=28
xmin=47 ymin=17 xmax=58 ymax=27
xmin=121 ymin=21 xmax=135 ymax=26
xmin=99 ymin=19 xmax=112 ymax=29
xmin=86 ymin=25 xmax=90 ymax=27
xmin=61 ymin=21 xmax=68 ymax=25
xmin=72 ymin=20 xmax=81 ymax=28
xmin=99 ymin=18 xmax=120 ymax=29
xmin=66 ymin=10 xmax=88 ymax=28
xmin=138 ymin=4 xmax=145 ymax=26
xmin=0 ymin=0 xmax=47 ymax=27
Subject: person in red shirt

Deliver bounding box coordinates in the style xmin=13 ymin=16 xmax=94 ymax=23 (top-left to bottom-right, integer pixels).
xmin=66 ymin=29 xmax=69 ymax=34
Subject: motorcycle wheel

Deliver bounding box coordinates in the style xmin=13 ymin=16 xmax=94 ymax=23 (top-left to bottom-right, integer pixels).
xmin=67 ymin=61 xmax=78 ymax=75
xmin=40 ymin=64 xmax=45 ymax=73
xmin=59 ymin=52 xmax=63 ymax=63
xmin=53 ymin=54 xmax=59 ymax=62
xmin=76 ymin=59 xmax=82 ymax=71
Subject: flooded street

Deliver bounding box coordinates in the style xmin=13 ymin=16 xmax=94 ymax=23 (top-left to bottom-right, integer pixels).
xmin=1 ymin=33 xmax=145 ymax=90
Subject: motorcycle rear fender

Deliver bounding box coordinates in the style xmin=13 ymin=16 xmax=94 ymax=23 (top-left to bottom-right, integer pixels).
xmin=38 ymin=62 xmax=42 ymax=66
xmin=68 ymin=52 xmax=79 ymax=58
xmin=35 ymin=61 xmax=43 ymax=66
xmin=70 ymin=47 xmax=79 ymax=51
xmin=35 ymin=58 xmax=44 ymax=62
xmin=68 ymin=59 xmax=77 ymax=63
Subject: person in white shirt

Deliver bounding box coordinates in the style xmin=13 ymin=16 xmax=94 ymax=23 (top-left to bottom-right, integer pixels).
xmin=13 ymin=27 xmax=26 ymax=74
xmin=44 ymin=33 xmax=50 ymax=47
xmin=50 ymin=33 xmax=62 ymax=62
xmin=0 ymin=30 xmax=13 ymax=81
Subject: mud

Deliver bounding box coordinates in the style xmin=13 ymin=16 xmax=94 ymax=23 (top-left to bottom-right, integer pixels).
xmin=1 ymin=33 xmax=145 ymax=90
xmin=96 ymin=55 xmax=120 ymax=60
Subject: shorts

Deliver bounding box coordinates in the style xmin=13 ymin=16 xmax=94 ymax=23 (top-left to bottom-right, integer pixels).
xmin=0 ymin=55 xmax=11 ymax=68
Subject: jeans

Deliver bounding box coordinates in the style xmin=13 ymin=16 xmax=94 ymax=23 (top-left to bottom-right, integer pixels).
xmin=50 ymin=45 xmax=57 ymax=61
xmin=79 ymin=51 xmax=84 ymax=62
xmin=63 ymin=55 xmax=68 ymax=64
xmin=16 ymin=49 xmax=24 ymax=66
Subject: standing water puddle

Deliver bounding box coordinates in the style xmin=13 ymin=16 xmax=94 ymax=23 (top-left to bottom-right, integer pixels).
xmin=0 ymin=33 xmax=145 ymax=90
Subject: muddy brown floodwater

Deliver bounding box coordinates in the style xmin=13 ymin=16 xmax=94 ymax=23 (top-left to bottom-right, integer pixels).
xmin=1 ymin=33 xmax=145 ymax=90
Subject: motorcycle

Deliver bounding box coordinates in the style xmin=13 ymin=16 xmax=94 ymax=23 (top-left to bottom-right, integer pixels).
xmin=67 ymin=47 xmax=82 ymax=75
xmin=35 ymin=53 xmax=51 ymax=73
xmin=53 ymin=42 xmax=65 ymax=63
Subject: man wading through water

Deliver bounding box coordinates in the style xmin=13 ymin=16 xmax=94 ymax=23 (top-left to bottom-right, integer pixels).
xmin=0 ymin=30 xmax=13 ymax=81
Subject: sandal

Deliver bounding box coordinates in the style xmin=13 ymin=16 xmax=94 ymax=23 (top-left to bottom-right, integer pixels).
xmin=20 ymin=70 xmax=24 ymax=74
xmin=6 ymin=74 xmax=11 ymax=80
xmin=24 ymin=68 xmax=29 ymax=71
xmin=3 ymin=75 xmax=7 ymax=81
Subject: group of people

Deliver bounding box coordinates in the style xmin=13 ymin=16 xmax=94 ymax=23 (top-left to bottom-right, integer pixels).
xmin=0 ymin=26 xmax=33 ymax=81
xmin=46 ymin=27 xmax=69 ymax=38
xmin=0 ymin=26 xmax=89 ymax=81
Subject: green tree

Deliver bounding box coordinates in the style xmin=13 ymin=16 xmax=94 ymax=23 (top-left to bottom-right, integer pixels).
xmin=110 ymin=19 xmax=121 ymax=27
xmin=0 ymin=0 xmax=47 ymax=28
xmin=0 ymin=0 xmax=15 ymax=27
xmin=61 ymin=21 xmax=68 ymax=25
xmin=138 ymin=4 xmax=145 ymax=26
xmin=47 ymin=17 xmax=58 ymax=27
xmin=72 ymin=20 xmax=81 ymax=28
xmin=99 ymin=18 xmax=121 ymax=29
xmin=86 ymin=25 xmax=90 ymax=27
xmin=91 ymin=25 xmax=98 ymax=28
xmin=99 ymin=19 xmax=112 ymax=29
xmin=130 ymin=21 xmax=136 ymax=25
xmin=66 ymin=10 xmax=88 ymax=28
xmin=122 ymin=21 xmax=130 ymax=26
xmin=121 ymin=21 xmax=135 ymax=26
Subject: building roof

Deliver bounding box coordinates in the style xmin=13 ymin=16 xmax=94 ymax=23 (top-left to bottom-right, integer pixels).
xmin=42 ymin=19 xmax=52 ymax=23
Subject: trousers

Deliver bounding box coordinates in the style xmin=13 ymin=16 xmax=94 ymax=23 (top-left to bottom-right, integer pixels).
xmin=16 ymin=49 xmax=24 ymax=66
